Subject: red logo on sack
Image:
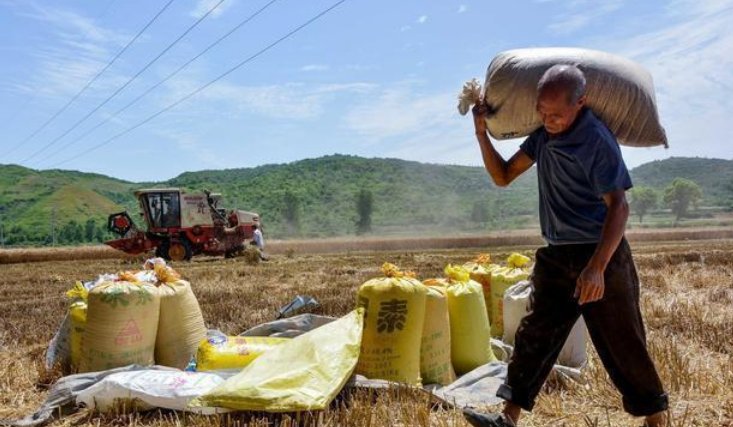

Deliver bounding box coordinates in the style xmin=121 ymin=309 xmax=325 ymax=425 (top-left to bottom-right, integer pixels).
xmin=115 ymin=320 xmax=143 ymax=345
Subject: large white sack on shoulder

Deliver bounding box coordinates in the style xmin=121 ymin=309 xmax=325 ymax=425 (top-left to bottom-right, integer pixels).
xmin=76 ymin=369 xmax=230 ymax=414
xmin=481 ymin=47 xmax=667 ymax=148
xmin=501 ymin=280 xmax=587 ymax=368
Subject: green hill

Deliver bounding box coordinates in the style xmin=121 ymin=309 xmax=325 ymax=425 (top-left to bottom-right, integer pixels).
xmin=628 ymin=157 xmax=733 ymax=205
xmin=0 ymin=167 xmax=135 ymax=244
xmin=165 ymin=155 xmax=538 ymax=238
xmin=1 ymin=155 xmax=731 ymax=246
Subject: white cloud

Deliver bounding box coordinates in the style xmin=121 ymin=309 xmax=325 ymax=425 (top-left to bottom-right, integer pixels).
xmin=162 ymin=78 xmax=377 ymax=121
xmin=22 ymin=3 xmax=129 ymax=45
xmin=417 ymin=15 xmax=428 ymax=24
xmin=342 ymin=81 xmax=522 ymax=165
xmin=546 ymin=0 xmax=624 ymax=35
xmin=300 ymin=64 xmax=330 ymax=72
xmin=189 ymin=0 xmax=234 ymax=19
xmin=400 ymin=25 xmax=412 ymax=32
xmin=344 ymin=64 xmax=378 ymax=71
xmin=343 ymin=83 xmax=455 ymax=140
xmin=592 ymin=0 xmax=733 ymax=165
xmin=154 ymin=129 xmax=225 ymax=168
xmin=10 ymin=4 xmax=131 ymax=98
xmin=457 ymin=5 xmax=468 ymax=13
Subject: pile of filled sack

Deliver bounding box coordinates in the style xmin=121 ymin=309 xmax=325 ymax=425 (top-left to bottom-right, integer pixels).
xmin=63 ymin=258 xmax=206 ymax=373
xmin=38 ymin=253 xmax=586 ymax=417
xmin=355 ymin=253 xmax=586 ymax=387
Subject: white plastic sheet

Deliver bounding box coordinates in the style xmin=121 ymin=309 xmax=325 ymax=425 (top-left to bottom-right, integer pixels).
xmin=76 ymin=369 xmax=231 ymax=415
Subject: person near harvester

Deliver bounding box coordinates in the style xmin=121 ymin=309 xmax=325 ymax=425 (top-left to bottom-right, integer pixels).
xmin=250 ymin=224 xmax=269 ymax=260
xmin=463 ymin=64 xmax=668 ymax=427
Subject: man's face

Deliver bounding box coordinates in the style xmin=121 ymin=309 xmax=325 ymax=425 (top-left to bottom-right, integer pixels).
xmin=536 ymin=88 xmax=585 ymax=135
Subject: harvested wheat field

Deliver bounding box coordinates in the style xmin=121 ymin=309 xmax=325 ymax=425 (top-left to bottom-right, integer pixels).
xmin=0 ymin=239 xmax=732 ymax=426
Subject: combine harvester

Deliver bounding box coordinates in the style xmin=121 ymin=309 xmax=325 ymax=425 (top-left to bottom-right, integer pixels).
xmin=105 ymin=188 xmax=260 ymax=261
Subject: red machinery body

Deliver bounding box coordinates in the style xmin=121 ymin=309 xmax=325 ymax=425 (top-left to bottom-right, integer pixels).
xmin=105 ymin=188 xmax=260 ymax=261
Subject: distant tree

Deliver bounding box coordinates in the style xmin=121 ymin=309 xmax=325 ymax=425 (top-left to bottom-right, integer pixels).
xmin=85 ymin=219 xmax=96 ymax=242
xmin=282 ymin=191 xmax=301 ymax=235
xmin=355 ymin=189 xmax=373 ymax=234
xmin=60 ymin=220 xmax=83 ymax=244
xmin=470 ymin=200 xmax=490 ymax=225
xmin=629 ymin=187 xmax=659 ymax=223
xmin=664 ymin=178 xmax=703 ymax=225
xmin=6 ymin=225 xmax=24 ymax=246
xmin=492 ymin=196 xmax=508 ymax=223
xmin=95 ymin=225 xmax=107 ymax=243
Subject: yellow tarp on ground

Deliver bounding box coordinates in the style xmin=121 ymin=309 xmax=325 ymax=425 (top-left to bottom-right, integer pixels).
xmin=189 ymin=308 xmax=364 ymax=412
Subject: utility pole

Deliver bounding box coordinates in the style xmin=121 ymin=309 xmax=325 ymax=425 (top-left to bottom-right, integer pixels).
xmin=51 ymin=206 xmax=56 ymax=246
xmin=0 ymin=206 xmax=5 ymax=248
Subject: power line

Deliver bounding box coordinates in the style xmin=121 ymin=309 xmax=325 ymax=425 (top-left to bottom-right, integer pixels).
xmin=22 ymin=0 xmax=226 ymax=165
xmin=9 ymin=0 xmax=177 ymax=159
xmin=2 ymin=0 xmax=123 ymax=160
xmin=49 ymin=0 xmax=348 ymax=169
xmin=37 ymin=0 xmax=282 ymax=166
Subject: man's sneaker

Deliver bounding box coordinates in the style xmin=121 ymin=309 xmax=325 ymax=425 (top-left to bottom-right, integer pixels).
xmin=462 ymin=407 xmax=516 ymax=427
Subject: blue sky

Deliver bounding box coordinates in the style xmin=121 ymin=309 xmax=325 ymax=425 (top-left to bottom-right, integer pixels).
xmin=1 ymin=0 xmax=731 ymax=182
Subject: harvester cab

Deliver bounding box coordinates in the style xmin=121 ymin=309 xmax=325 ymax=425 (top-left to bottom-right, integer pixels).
xmin=105 ymin=188 xmax=260 ymax=261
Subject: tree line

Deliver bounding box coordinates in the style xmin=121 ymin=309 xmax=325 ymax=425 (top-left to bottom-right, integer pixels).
xmin=0 ymin=177 xmax=712 ymax=247
xmin=0 ymin=218 xmax=112 ymax=247
xmin=630 ymin=178 xmax=704 ymax=225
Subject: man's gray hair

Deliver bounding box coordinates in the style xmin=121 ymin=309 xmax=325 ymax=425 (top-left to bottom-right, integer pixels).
xmin=537 ymin=64 xmax=586 ymax=103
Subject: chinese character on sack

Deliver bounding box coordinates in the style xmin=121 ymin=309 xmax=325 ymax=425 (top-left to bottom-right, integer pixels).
xmin=377 ymin=299 xmax=408 ymax=333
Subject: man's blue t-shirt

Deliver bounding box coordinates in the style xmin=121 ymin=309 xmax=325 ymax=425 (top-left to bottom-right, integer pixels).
xmin=520 ymin=108 xmax=632 ymax=245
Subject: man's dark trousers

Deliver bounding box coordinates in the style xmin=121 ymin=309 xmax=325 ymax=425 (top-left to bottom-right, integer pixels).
xmin=497 ymin=238 xmax=669 ymax=416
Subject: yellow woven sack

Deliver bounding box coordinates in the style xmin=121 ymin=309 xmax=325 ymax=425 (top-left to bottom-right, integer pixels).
xmin=68 ymin=301 xmax=87 ymax=372
xmin=443 ymin=265 xmax=496 ymax=375
xmin=196 ymin=336 xmax=290 ymax=372
xmin=65 ymin=281 xmax=89 ymax=372
xmin=490 ymin=253 xmax=531 ymax=337
xmin=189 ymin=308 xmax=363 ymax=412
xmin=420 ymin=285 xmax=456 ymax=385
xmin=155 ymin=268 xmax=207 ymax=369
xmin=463 ymin=254 xmax=499 ymax=326
xmin=80 ymin=279 xmax=160 ymax=372
xmin=356 ymin=263 xmax=427 ymax=385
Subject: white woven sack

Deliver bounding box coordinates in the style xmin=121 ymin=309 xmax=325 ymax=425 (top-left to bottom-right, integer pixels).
xmin=502 ymin=280 xmax=587 ymax=368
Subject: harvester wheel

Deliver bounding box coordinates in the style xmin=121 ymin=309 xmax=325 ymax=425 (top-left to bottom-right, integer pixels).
xmin=168 ymin=240 xmax=192 ymax=261
xmin=158 ymin=239 xmax=192 ymax=261
xmin=155 ymin=243 xmax=167 ymax=259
